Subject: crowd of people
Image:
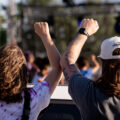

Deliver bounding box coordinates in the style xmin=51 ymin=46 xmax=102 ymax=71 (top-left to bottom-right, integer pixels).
xmin=0 ymin=18 xmax=120 ymax=120
xmin=24 ymin=51 xmax=100 ymax=85
xmin=24 ymin=51 xmax=50 ymax=83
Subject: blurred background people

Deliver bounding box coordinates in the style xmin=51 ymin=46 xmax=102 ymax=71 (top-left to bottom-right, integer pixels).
xmin=24 ymin=51 xmax=39 ymax=82
xmin=32 ymin=57 xmax=50 ymax=83
xmin=77 ymin=54 xmax=100 ymax=79
xmin=24 ymin=51 xmax=35 ymax=71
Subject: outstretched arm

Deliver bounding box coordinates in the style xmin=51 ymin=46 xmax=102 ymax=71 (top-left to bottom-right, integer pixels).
xmin=90 ymin=54 xmax=100 ymax=74
xmin=60 ymin=19 xmax=99 ymax=81
xmin=34 ymin=22 xmax=62 ymax=95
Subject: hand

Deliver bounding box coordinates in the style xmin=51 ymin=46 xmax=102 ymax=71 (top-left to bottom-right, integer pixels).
xmin=80 ymin=19 xmax=99 ymax=36
xmin=38 ymin=78 xmax=44 ymax=82
xmin=34 ymin=22 xmax=50 ymax=39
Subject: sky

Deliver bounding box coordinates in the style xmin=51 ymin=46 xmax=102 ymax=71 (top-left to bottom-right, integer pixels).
xmin=0 ymin=0 xmax=21 ymax=6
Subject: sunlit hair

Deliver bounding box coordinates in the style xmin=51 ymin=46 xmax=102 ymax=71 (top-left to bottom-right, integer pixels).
xmin=95 ymin=48 xmax=120 ymax=97
xmin=0 ymin=45 xmax=28 ymax=103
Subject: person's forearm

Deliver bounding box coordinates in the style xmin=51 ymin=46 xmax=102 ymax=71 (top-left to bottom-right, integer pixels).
xmin=60 ymin=34 xmax=87 ymax=81
xmin=62 ymin=34 xmax=87 ymax=65
xmin=60 ymin=19 xmax=99 ymax=82
xmin=34 ymin=22 xmax=62 ymax=95
xmin=41 ymin=34 xmax=61 ymax=69
xmin=93 ymin=59 xmax=99 ymax=67
xmin=92 ymin=59 xmax=100 ymax=73
xmin=41 ymin=34 xmax=62 ymax=94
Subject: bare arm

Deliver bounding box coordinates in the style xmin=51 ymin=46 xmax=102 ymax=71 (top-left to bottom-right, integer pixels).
xmin=90 ymin=54 xmax=100 ymax=74
xmin=34 ymin=22 xmax=62 ymax=95
xmin=60 ymin=19 xmax=99 ymax=81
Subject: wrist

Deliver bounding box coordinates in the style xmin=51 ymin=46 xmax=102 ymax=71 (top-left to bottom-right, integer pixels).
xmin=40 ymin=33 xmax=50 ymax=39
xmin=41 ymin=34 xmax=54 ymax=45
xmin=78 ymin=28 xmax=89 ymax=37
xmin=41 ymin=34 xmax=51 ymax=41
xmin=77 ymin=34 xmax=88 ymax=40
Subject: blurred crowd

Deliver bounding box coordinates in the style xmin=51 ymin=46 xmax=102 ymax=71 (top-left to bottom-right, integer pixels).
xmin=25 ymin=51 xmax=101 ymax=85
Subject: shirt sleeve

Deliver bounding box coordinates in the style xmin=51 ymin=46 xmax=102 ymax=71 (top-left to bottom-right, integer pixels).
xmin=31 ymin=81 xmax=51 ymax=111
xmin=68 ymin=72 xmax=94 ymax=106
xmin=80 ymin=68 xmax=92 ymax=79
xmin=86 ymin=68 xmax=92 ymax=78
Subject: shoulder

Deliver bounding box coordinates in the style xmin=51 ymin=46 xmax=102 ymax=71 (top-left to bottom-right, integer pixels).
xmin=69 ymin=72 xmax=94 ymax=98
xmin=80 ymin=68 xmax=92 ymax=78
xmin=68 ymin=73 xmax=97 ymax=106
xmin=29 ymin=81 xmax=51 ymax=112
xmin=29 ymin=81 xmax=50 ymax=97
xmin=69 ymin=72 xmax=92 ymax=86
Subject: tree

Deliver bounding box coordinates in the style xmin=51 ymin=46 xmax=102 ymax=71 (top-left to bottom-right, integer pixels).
xmin=21 ymin=0 xmax=118 ymax=56
xmin=55 ymin=16 xmax=78 ymax=53
xmin=26 ymin=0 xmax=52 ymax=5
xmin=0 ymin=29 xmax=7 ymax=46
xmin=22 ymin=0 xmax=78 ymax=55
xmin=0 ymin=13 xmax=6 ymax=46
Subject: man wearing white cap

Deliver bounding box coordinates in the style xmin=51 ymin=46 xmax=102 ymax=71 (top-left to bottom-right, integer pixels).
xmin=60 ymin=18 xmax=120 ymax=120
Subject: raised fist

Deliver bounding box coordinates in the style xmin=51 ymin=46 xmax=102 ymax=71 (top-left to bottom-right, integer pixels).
xmin=34 ymin=22 xmax=50 ymax=39
xmin=80 ymin=19 xmax=99 ymax=36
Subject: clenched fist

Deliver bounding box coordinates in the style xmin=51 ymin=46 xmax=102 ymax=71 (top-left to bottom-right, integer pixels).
xmin=34 ymin=22 xmax=50 ymax=39
xmin=80 ymin=19 xmax=99 ymax=36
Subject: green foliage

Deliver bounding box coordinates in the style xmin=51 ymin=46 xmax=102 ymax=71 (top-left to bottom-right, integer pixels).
xmin=79 ymin=0 xmax=117 ymax=55
xmin=82 ymin=14 xmax=116 ymax=56
xmin=26 ymin=0 xmax=51 ymax=5
xmin=0 ymin=29 xmax=6 ymax=46
xmin=55 ymin=16 xmax=78 ymax=53
xmin=21 ymin=0 xmax=118 ymax=56
xmin=87 ymin=0 xmax=101 ymax=3
xmin=0 ymin=15 xmax=5 ymax=23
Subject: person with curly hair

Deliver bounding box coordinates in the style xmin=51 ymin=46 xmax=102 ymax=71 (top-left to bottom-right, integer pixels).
xmin=0 ymin=22 xmax=62 ymax=120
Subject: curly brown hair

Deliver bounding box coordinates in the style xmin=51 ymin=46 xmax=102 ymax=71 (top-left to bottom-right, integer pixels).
xmin=0 ymin=45 xmax=28 ymax=103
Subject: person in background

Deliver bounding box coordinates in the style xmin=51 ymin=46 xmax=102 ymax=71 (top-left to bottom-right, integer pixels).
xmin=24 ymin=51 xmax=39 ymax=83
xmin=60 ymin=18 xmax=120 ymax=120
xmin=0 ymin=22 xmax=62 ymax=120
xmin=77 ymin=54 xmax=100 ymax=79
xmin=24 ymin=51 xmax=35 ymax=71
xmin=32 ymin=57 xmax=50 ymax=83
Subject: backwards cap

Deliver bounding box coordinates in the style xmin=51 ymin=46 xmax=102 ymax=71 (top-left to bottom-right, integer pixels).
xmin=99 ymin=36 xmax=120 ymax=59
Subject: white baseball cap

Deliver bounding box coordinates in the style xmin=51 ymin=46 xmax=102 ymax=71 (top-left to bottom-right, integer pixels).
xmin=99 ymin=36 xmax=120 ymax=59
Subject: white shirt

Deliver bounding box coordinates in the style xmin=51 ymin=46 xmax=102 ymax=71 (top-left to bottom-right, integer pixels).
xmin=0 ymin=81 xmax=51 ymax=120
xmin=32 ymin=73 xmax=46 ymax=83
